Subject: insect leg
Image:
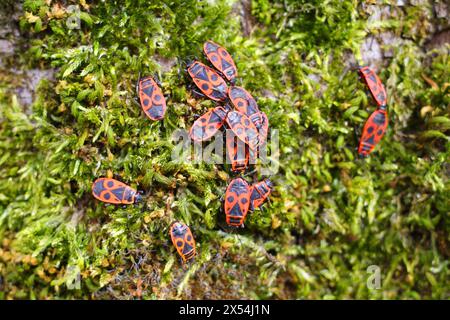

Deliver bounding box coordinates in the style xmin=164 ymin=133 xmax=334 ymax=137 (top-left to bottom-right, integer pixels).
xmin=153 ymin=73 xmax=162 ymax=87
xmin=135 ymin=72 xmax=141 ymax=98
xmin=133 ymin=97 xmax=141 ymax=107
xmin=354 ymin=132 xmax=361 ymax=155
xmin=242 ymin=168 xmax=257 ymax=179
xmin=191 ymin=89 xmax=207 ymax=99
xmin=217 ymin=223 xmax=228 ymax=232
xmin=134 ymin=74 xmax=142 ymax=107
xmin=259 ymin=205 xmax=266 ymax=214
xmin=249 ymin=200 xmax=255 ymax=212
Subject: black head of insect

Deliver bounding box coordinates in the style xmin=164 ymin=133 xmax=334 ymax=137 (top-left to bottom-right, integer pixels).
xmin=134 ymin=192 xmax=144 ymax=204
xmin=171 ymin=222 xmax=185 ymax=236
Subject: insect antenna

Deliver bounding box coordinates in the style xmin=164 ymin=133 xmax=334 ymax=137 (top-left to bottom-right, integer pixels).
xmin=339 ymin=64 xmax=354 ymax=82
xmin=152 ymin=72 xmax=163 ymax=87
xmin=241 ymin=168 xmax=257 ymax=180
xmin=179 ymin=55 xmax=197 ymax=71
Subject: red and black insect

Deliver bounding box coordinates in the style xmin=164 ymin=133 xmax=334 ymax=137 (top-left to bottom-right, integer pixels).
xmin=187 ymin=61 xmax=228 ymax=101
xmin=169 ymin=221 xmax=196 ymax=263
xmin=189 ymin=106 xmax=230 ymax=142
xmin=356 ymin=65 xmax=389 ymax=156
xmin=249 ymin=179 xmax=273 ymax=210
xmin=358 ymin=107 xmax=388 ymax=157
xmin=228 ymin=86 xmax=262 ymax=129
xmin=92 ymin=178 xmax=143 ymax=204
xmin=226 ymin=132 xmax=249 ymax=172
xmin=203 ymin=40 xmax=238 ymax=84
xmin=358 ymin=66 xmax=387 ymax=108
xmin=225 ymin=110 xmax=259 ymax=151
xmin=189 ymin=106 xmax=259 ymax=153
xmin=136 ymin=76 xmax=166 ymax=120
xmin=224 ymin=177 xmax=251 ymax=227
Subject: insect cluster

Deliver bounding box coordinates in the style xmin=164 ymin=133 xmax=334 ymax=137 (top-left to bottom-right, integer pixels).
xmin=91 ymin=41 xmax=274 ymax=264
xmin=89 ymin=47 xmax=385 ymax=264
xmin=186 ymin=41 xmax=274 ymax=229
xmin=356 ymin=66 xmax=388 ymax=157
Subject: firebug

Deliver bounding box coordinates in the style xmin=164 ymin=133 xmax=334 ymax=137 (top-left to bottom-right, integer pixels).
xmin=92 ymin=178 xmax=143 ymax=205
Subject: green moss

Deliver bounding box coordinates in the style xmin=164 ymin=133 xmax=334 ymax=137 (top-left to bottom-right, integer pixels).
xmin=0 ymin=0 xmax=449 ymax=299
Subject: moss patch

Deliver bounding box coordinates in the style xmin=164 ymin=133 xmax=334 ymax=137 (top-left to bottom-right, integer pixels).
xmin=0 ymin=0 xmax=449 ymax=299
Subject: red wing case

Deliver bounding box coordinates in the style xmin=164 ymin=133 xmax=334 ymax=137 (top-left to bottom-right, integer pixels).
xmin=226 ymin=132 xmax=249 ymax=172
xmin=170 ymin=222 xmax=196 ymax=263
xmin=187 ymin=61 xmax=228 ymax=101
xmin=359 ymin=66 xmax=387 ymax=107
xmin=249 ymin=179 xmax=273 ymax=210
xmin=92 ymin=178 xmax=137 ymax=204
xmin=138 ymin=76 xmax=166 ymax=120
xmin=228 ymin=86 xmax=262 ymax=129
xmin=225 ymin=110 xmax=259 ymax=151
xmin=203 ymin=40 xmax=238 ymax=83
xmin=224 ymin=178 xmax=251 ymax=227
xmin=358 ymin=108 xmax=388 ymax=157
xmin=189 ymin=106 xmax=228 ymax=141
